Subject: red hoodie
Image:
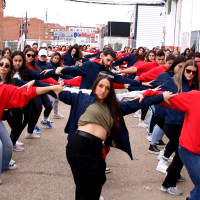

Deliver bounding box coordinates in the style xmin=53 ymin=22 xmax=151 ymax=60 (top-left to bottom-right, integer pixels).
xmin=0 ymin=84 xmax=37 ymax=119
xmin=136 ymin=60 xmax=158 ymax=73
xmin=143 ymin=89 xmax=200 ymax=154
xmin=137 ymin=65 xmax=167 ymax=82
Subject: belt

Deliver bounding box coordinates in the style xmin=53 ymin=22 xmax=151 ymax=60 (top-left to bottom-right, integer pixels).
xmin=75 ymin=130 xmax=104 ymax=145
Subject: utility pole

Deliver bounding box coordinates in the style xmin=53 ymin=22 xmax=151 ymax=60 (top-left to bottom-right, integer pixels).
xmin=25 ymin=11 xmax=27 ymax=39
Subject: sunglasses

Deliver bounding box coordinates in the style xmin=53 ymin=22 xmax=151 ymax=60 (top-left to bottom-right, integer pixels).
xmin=98 ymin=72 xmax=114 ymax=79
xmin=0 ymin=62 xmax=10 ymax=68
xmin=195 ymin=60 xmax=200 ymax=63
xmin=185 ymin=68 xmax=197 ymax=75
xmin=26 ymin=54 xmax=35 ymax=58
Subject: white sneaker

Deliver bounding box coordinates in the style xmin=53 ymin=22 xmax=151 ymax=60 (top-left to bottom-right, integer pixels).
xmin=156 ymin=159 xmax=168 ymax=173
xmin=134 ymin=111 xmax=141 ymax=118
xmin=146 ymin=134 xmax=152 ymax=142
xmin=10 ymin=159 xmax=16 ymax=165
xmin=13 ymin=144 xmax=24 ymax=152
xmin=8 ymin=163 xmax=17 ymax=170
xmin=53 ymin=113 xmax=64 ymax=119
xmin=0 ymin=179 xmax=2 ymax=184
xmin=161 ymin=186 xmax=182 ymax=195
xmin=157 ymin=150 xmax=173 ymax=163
xmin=138 ymin=121 xmax=148 ymax=128
xmin=16 ymin=140 xmax=24 ymax=146
xmin=25 ymin=132 xmax=40 ymax=139
xmin=99 ymin=196 xmax=104 ymax=200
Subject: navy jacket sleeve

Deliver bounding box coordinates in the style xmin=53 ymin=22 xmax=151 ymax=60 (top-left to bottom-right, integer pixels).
xmin=80 ymin=57 xmax=89 ymax=62
xmin=85 ymin=53 xmax=98 ymax=58
xmin=61 ymin=63 xmax=88 ymax=77
xmin=29 ymin=69 xmax=55 ymax=80
xmin=14 ymin=79 xmax=28 ymax=87
xmin=58 ymin=90 xmax=79 ymax=105
xmin=120 ymin=94 xmax=164 ymax=116
xmin=109 ymin=71 xmax=142 ymax=86
xmin=128 ymin=85 xmax=151 ymax=91
xmin=113 ymin=54 xmax=132 ymax=66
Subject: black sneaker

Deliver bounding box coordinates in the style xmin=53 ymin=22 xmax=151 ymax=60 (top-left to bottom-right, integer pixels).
xmin=157 ymin=140 xmax=166 ymax=148
xmin=148 ymin=144 xmax=160 ymax=154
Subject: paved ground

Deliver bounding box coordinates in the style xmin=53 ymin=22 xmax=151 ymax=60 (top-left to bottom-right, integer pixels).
xmin=0 ymin=91 xmax=192 ymax=200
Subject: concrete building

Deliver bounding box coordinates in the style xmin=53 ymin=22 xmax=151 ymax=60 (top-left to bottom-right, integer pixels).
xmin=163 ymin=0 xmax=200 ymax=52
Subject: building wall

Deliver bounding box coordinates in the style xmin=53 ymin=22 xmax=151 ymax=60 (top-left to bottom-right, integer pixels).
xmin=0 ymin=0 xmax=4 ymax=49
xmin=164 ymin=0 xmax=200 ymax=52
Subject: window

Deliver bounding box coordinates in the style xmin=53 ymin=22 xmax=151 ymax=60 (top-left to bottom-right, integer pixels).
xmin=69 ymin=28 xmax=74 ymax=31
xmin=45 ymin=36 xmax=48 ymax=38
xmin=51 ymin=29 xmax=53 ymax=32
xmin=45 ymin=32 xmax=48 ymax=34
xmin=51 ymin=36 xmax=53 ymax=39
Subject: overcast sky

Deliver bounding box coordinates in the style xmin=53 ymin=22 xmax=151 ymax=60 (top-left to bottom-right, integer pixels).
xmin=4 ymin=0 xmax=163 ymax=27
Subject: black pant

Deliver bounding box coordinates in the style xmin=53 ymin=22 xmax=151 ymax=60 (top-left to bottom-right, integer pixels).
xmin=26 ymin=94 xmax=52 ymax=133
xmin=162 ymin=124 xmax=183 ymax=188
xmin=141 ymin=107 xmax=148 ymax=120
xmin=7 ymin=111 xmax=23 ymax=146
xmin=154 ymin=116 xmax=165 ymax=131
xmin=66 ymin=133 xmax=106 ymax=200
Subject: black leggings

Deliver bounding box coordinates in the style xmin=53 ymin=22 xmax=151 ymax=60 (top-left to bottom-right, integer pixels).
xmin=162 ymin=124 xmax=183 ymax=188
xmin=26 ymin=94 xmax=52 ymax=133
xmin=141 ymin=107 xmax=148 ymax=120
xmin=66 ymin=132 xmax=106 ymax=200
xmin=7 ymin=111 xmax=23 ymax=146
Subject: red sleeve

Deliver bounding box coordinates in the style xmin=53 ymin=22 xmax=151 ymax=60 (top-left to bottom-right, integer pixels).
xmin=113 ymin=83 xmax=124 ymax=89
xmin=142 ymin=90 xmax=163 ymax=98
xmin=64 ymin=77 xmax=82 ymax=86
xmin=160 ymin=91 xmax=193 ymax=112
xmin=40 ymin=78 xmax=59 ymax=85
xmin=6 ymin=86 xmax=38 ymax=109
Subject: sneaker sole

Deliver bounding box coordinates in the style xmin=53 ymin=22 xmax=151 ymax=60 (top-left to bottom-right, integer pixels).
xmin=13 ymin=149 xmax=24 ymax=152
xmin=146 ymin=136 xmax=152 ymax=142
xmin=25 ymin=136 xmax=40 ymax=139
xmin=156 ymin=167 xmax=167 ymax=174
xmin=53 ymin=116 xmax=64 ymax=119
xmin=138 ymin=125 xmax=148 ymax=128
xmin=157 ymin=145 xmax=166 ymax=148
xmin=40 ymin=124 xmax=52 ymax=128
xmin=148 ymin=150 xmax=160 ymax=154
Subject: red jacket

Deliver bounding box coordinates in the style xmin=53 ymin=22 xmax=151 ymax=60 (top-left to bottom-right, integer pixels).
xmin=0 ymin=84 xmax=37 ymax=119
xmin=137 ymin=65 xmax=167 ymax=82
xmin=143 ymin=89 xmax=200 ymax=154
xmin=64 ymin=76 xmax=125 ymax=89
xmin=136 ymin=60 xmax=158 ymax=73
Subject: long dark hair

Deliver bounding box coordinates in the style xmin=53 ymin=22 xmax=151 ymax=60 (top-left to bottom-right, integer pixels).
xmin=50 ymin=52 xmax=64 ymax=67
xmin=11 ymin=51 xmax=30 ymax=81
xmin=0 ymin=56 xmax=15 ymax=85
xmin=167 ymin=55 xmax=186 ymax=72
xmin=67 ymin=46 xmax=80 ymax=60
xmin=144 ymin=50 xmax=156 ymax=62
xmin=91 ymin=71 xmax=127 ymax=144
xmin=135 ymin=47 xmax=145 ymax=62
xmin=23 ymin=48 xmax=41 ymax=71
xmin=183 ymin=48 xmax=190 ymax=56
xmin=174 ymin=60 xmax=199 ymax=93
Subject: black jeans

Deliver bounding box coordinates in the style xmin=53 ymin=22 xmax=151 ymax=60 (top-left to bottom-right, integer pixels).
xmin=162 ymin=124 xmax=183 ymax=188
xmin=66 ymin=132 xmax=106 ymax=200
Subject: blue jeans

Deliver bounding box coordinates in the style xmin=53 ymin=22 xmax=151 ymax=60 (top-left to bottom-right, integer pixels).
xmin=151 ymin=125 xmax=164 ymax=145
xmin=179 ymin=144 xmax=200 ymax=200
xmin=0 ymin=121 xmax=13 ymax=177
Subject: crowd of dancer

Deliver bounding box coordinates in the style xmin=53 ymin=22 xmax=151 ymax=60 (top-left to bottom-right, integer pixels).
xmin=0 ymin=42 xmax=200 ymax=200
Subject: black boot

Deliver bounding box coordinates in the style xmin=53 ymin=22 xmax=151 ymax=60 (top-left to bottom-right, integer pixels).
xmin=148 ymin=144 xmax=160 ymax=154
